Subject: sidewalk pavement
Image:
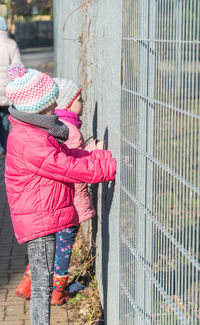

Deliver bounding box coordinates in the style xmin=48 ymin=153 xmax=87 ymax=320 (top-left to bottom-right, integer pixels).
xmin=21 ymin=47 xmax=53 ymax=54
xmin=21 ymin=47 xmax=54 ymax=77
xmin=0 ymin=158 xmax=69 ymax=325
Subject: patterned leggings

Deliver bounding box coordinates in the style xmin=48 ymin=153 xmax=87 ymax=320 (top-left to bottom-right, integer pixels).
xmin=54 ymin=225 xmax=80 ymax=276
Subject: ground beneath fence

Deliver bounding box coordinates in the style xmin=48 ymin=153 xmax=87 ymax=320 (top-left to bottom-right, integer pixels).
xmin=61 ymin=228 xmax=104 ymax=325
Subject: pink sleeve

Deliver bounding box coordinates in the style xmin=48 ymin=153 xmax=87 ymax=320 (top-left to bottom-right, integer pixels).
xmin=85 ymin=140 xmax=97 ymax=152
xmin=60 ymin=143 xmax=90 ymax=158
xmin=65 ymin=126 xmax=83 ymax=150
xmin=23 ymin=136 xmax=116 ymax=184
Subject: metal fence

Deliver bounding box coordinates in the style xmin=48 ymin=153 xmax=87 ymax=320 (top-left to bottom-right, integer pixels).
xmin=54 ymin=0 xmax=200 ymax=324
xmin=120 ymin=0 xmax=200 ymax=324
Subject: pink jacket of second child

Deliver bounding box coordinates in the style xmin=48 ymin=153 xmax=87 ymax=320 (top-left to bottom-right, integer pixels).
xmin=5 ymin=115 xmax=116 ymax=244
xmin=55 ymin=109 xmax=97 ymax=223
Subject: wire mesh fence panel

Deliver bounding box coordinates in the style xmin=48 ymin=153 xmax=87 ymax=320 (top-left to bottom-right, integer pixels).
xmin=120 ymin=0 xmax=200 ymax=324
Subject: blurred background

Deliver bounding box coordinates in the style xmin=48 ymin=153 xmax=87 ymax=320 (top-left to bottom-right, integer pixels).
xmin=0 ymin=0 xmax=54 ymax=75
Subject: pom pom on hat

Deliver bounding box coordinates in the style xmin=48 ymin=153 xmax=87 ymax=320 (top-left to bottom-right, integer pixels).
xmin=6 ymin=63 xmax=59 ymax=114
xmin=0 ymin=16 xmax=8 ymax=31
xmin=54 ymin=78 xmax=81 ymax=110
xmin=7 ymin=63 xmax=27 ymax=80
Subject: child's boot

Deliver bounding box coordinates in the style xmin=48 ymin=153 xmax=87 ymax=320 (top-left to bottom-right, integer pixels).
xmin=15 ymin=263 xmax=31 ymax=299
xmin=51 ymin=275 xmax=72 ymax=305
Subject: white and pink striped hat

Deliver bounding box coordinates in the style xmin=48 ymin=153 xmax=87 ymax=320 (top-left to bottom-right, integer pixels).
xmin=6 ymin=63 xmax=59 ymax=113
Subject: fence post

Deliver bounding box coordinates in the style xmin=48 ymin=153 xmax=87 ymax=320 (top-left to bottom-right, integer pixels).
xmin=135 ymin=0 xmax=155 ymax=323
xmin=175 ymin=1 xmax=182 ymax=98
xmin=135 ymin=0 xmax=148 ymax=322
xmin=145 ymin=0 xmax=156 ymax=323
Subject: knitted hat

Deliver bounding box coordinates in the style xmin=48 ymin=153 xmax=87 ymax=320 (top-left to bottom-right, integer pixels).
xmin=54 ymin=78 xmax=82 ymax=110
xmin=0 ymin=16 xmax=8 ymax=31
xmin=6 ymin=63 xmax=59 ymax=113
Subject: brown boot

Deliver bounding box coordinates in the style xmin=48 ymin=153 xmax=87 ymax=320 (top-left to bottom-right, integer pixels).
xmin=15 ymin=263 xmax=31 ymax=299
xmin=51 ymin=275 xmax=72 ymax=305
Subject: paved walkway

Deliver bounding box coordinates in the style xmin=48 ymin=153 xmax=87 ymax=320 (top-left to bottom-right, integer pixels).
xmin=0 ymin=158 xmax=69 ymax=325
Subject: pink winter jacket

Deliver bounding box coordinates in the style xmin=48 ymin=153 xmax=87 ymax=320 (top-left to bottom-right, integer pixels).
xmin=59 ymin=118 xmax=97 ymax=223
xmin=5 ymin=116 xmax=116 ymax=244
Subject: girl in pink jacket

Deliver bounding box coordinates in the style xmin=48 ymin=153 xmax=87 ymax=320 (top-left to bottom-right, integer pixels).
xmin=53 ymin=78 xmax=104 ymax=301
xmin=54 ymin=78 xmax=104 ymax=223
xmin=5 ymin=63 xmax=116 ymax=325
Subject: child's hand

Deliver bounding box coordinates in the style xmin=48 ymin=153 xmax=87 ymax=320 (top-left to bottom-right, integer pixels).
xmin=96 ymin=140 xmax=104 ymax=150
xmin=124 ymin=155 xmax=133 ymax=168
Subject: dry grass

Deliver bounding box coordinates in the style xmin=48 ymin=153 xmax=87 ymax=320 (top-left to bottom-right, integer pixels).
xmin=64 ymin=226 xmax=104 ymax=325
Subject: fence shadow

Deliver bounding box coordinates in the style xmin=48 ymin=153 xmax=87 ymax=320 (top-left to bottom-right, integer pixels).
xmin=91 ymin=106 xmax=115 ymax=320
xmin=101 ymin=127 xmax=115 ymax=321
xmin=91 ymin=102 xmax=99 ymax=263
